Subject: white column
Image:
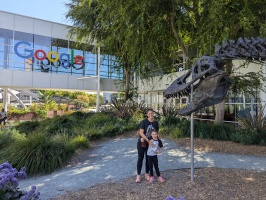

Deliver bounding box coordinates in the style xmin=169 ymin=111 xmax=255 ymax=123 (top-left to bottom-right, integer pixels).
xmin=3 ymin=88 xmax=8 ymax=111
xmin=96 ymin=46 xmax=101 ymax=112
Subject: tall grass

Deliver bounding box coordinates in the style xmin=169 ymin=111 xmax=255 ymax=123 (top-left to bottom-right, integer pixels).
xmin=14 ymin=121 xmax=40 ymax=135
xmin=4 ymin=133 xmax=75 ymax=175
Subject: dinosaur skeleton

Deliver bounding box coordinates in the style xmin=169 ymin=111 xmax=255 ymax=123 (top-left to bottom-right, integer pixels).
xmin=165 ymin=37 xmax=266 ymax=116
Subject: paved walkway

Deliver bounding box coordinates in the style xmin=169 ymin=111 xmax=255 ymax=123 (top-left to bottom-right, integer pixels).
xmin=19 ymin=137 xmax=266 ymax=200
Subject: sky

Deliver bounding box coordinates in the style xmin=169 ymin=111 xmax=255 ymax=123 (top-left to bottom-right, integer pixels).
xmin=0 ymin=0 xmax=72 ymax=25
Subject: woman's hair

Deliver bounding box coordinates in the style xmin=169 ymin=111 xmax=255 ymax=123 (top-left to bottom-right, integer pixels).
xmin=146 ymin=108 xmax=154 ymax=113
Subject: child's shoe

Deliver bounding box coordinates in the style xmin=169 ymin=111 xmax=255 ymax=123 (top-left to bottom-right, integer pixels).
xmin=158 ymin=176 xmax=165 ymax=182
xmin=149 ymin=176 xmax=154 ymax=183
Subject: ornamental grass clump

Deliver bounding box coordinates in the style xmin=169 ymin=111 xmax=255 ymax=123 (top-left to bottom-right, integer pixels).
xmin=0 ymin=162 xmax=40 ymax=200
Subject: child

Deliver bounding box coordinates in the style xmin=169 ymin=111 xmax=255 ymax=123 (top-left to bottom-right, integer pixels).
xmin=147 ymin=129 xmax=165 ymax=183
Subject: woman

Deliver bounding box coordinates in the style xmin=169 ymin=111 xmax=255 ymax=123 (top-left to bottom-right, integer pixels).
xmin=136 ymin=108 xmax=159 ymax=183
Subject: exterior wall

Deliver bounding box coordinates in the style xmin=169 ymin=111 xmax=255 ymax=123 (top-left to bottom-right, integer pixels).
xmin=138 ymin=70 xmax=188 ymax=92
xmin=0 ymin=69 xmax=121 ymax=92
xmin=0 ymin=11 xmax=69 ymax=40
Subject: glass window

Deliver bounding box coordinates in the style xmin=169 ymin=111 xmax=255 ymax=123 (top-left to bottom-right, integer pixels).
xmin=13 ymin=31 xmax=34 ymax=71
xmin=0 ymin=28 xmax=13 ymax=46
xmin=31 ymin=35 xmax=52 ymax=72
xmin=0 ymin=29 xmax=14 ymax=69
xmin=14 ymin=31 xmax=33 ymax=43
xmin=84 ymin=63 xmax=96 ymax=76
xmin=52 ymin=38 xmax=68 ymax=49
xmin=0 ymin=28 xmax=121 ymax=78
xmin=84 ymin=51 xmax=97 ymax=76
xmin=69 ymin=48 xmax=84 ymax=76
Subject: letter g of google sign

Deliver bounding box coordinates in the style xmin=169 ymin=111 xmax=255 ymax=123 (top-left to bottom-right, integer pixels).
xmin=14 ymin=41 xmax=84 ymax=69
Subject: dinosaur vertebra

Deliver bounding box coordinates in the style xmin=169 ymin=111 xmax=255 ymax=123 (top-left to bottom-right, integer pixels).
xmin=165 ymin=37 xmax=266 ymax=116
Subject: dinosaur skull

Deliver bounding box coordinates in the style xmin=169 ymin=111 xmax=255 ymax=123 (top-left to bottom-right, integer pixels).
xmin=165 ymin=56 xmax=226 ymax=99
xmin=164 ymin=55 xmax=231 ymax=115
xmin=178 ymin=71 xmax=231 ymax=115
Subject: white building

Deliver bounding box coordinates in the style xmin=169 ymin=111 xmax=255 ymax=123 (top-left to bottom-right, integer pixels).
xmin=0 ymin=10 xmax=123 ymax=111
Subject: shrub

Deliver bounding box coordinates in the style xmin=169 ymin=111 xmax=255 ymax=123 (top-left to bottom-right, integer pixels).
xmin=68 ymin=136 xmax=89 ymax=149
xmin=47 ymin=100 xmax=58 ymax=111
xmin=0 ymin=129 xmax=25 ymax=150
xmin=4 ymin=133 xmax=75 ymax=175
xmin=28 ymin=103 xmax=39 ymax=112
xmin=14 ymin=121 xmax=40 ymax=135
xmin=176 ymin=120 xmax=234 ymax=140
xmin=46 ymin=115 xmax=78 ymax=137
xmin=35 ymin=109 xmax=47 ymax=119
xmin=7 ymin=106 xmax=28 ymax=115
xmin=194 ymin=121 xmax=209 ymax=138
xmin=111 ymin=99 xmax=135 ymax=119
xmin=57 ymin=103 xmax=67 ymax=111
xmin=207 ymin=124 xmax=232 ymax=140
xmin=70 ymin=111 xmax=92 ymax=120
xmin=131 ymin=109 xmax=145 ymax=123
xmin=161 ymin=116 xmax=181 ymax=126
xmin=231 ymin=128 xmax=265 ymax=145
xmin=86 ymin=128 xmax=101 ymax=141
xmin=87 ymin=113 xmax=115 ymax=128
xmin=100 ymin=123 xmax=125 ymax=137
xmin=237 ymin=104 xmax=266 ymax=131
xmin=64 ymin=110 xmax=74 ymax=115
xmin=158 ymin=126 xmax=172 ymax=136
xmin=161 ymin=105 xmax=179 ymax=118
xmin=169 ymin=127 xmax=183 ymax=139
xmin=177 ymin=120 xmax=191 ymax=137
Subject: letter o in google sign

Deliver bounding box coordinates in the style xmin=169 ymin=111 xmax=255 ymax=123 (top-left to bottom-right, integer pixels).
xmin=14 ymin=41 xmax=84 ymax=69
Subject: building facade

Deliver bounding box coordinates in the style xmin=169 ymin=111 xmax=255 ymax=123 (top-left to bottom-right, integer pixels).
xmin=0 ymin=10 xmax=123 ymax=110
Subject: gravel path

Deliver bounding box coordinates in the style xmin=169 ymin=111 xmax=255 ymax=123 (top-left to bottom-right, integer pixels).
xmin=19 ymin=137 xmax=266 ymax=200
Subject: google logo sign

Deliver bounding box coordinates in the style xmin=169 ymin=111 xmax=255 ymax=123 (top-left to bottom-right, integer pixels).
xmin=14 ymin=41 xmax=84 ymax=70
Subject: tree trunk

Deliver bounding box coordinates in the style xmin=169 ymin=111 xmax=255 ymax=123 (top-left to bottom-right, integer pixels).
xmin=214 ymin=100 xmax=225 ymax=124
xmin=214 ymin=60 xmax=233 ymax=124
xmin=170 ymin=4 xmax=190 ymax=65
xmin=124 ymin=68 xmax=130 ymax=101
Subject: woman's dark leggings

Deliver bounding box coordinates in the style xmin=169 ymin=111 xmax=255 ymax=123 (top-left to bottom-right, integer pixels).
xmin=147 ymin=155 xmax=160 ymax=177
xmin=137 ymin=142 xmax=149 ymax=175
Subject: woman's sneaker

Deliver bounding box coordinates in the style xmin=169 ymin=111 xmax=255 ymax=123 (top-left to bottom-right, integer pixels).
xmin=158 ymin=176 xmax=165 ymax=182
xmin=149 ymin=176 xmax=154 ymax=183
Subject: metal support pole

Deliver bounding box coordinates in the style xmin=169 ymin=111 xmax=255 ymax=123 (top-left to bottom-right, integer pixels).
xmin=96 ymin=46 xmax=101 ymax=112
xmin=190 ymin=84 xmax=194 ymax=182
